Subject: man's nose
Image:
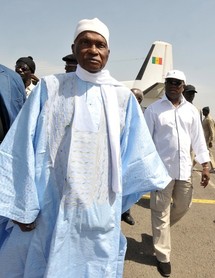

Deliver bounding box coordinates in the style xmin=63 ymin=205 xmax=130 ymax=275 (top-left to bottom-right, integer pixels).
xmin=88 ymin=44 xmax=98 ymax=53
xmin=16 ymin=67 xmax=23 ymax=73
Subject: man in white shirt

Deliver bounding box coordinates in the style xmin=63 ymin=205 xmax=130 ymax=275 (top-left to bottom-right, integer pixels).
xmin=144 ymin=70 xmax=210 ymax=277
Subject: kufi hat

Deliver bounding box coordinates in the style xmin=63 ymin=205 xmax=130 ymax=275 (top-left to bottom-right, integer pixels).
xmin=165 ymin=70 xmax=186 ymax=84
xmin=74 ymin=18 xmax=109 ymax=47
xmin=16 ymin=56 xmax=36 ymax=73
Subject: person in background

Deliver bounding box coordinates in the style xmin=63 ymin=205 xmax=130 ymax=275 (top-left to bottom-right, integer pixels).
xmin=183 ymin=84 xmax=202 ymax=121
xmin=15 ymin=56 xmax=37 ymax=97
xmin=183 ymin=84 xmax=201 ymax=168
xmin=0 ymin=64 xmax=26 ymax=142
xmin=0 ymin=18 xmax=171 ymax=277
xmin=0 ymin=64 xmax=26 ymax=247
xmin=31 ymin=74 xmax=39 ymax=86
xmin=131 ymin=88 xmax=144 ymax=105
xmin=144 ymin=70 xmax=210 ymax=277
xmin=121 ymin=88 xmax=144 ymax=226
xmin=202 ymin=106 xmax=215 ymax=173
xmin=62 ymin=53 xmax=78 ymax=72
xmin=182 ymin=84 xmax=197 ymax=104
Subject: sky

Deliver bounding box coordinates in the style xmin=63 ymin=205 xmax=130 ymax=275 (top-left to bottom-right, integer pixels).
xmin=1 ymin=0 xmax=215 ymax=117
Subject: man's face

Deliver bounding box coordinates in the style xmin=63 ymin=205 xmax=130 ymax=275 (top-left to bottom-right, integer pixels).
xmin=165 ymin=78 xmax=185 ymax=102
xmin=183 ymin=91 xmax=195 ymax=103
xmin=202 ymin=109 xmax=209 ymax=116
xmin=72 ymin=31 xmax=110 ymax=73
xmin=15 ymin=62 xmax=32 ymax=83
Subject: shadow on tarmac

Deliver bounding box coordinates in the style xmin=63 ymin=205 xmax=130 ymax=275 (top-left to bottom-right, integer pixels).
xmin=125 ymin=233 xmax=156 ymax=266
xmin=124 ymin=198 xmax=157 ymax=266
xmin=136 ymin=197 xmax=150 ymax=209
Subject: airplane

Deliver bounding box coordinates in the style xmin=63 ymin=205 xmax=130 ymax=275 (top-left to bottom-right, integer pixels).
xmin=122 ymin=41 xmax=173 ymax=107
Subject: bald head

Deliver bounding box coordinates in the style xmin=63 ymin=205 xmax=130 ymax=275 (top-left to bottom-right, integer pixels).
xmin=131 ymin=88 xmax=144 ymax=104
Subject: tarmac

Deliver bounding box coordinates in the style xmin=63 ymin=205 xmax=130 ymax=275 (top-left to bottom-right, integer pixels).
xmin=122 ymin=163 xmax=215 ymax=278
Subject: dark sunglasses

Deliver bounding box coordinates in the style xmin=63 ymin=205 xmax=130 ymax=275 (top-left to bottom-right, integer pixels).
xmin=166 ymin=79 xmax=183 ymax=86
xmin=15 ymin=64 xmax=30 ymax=72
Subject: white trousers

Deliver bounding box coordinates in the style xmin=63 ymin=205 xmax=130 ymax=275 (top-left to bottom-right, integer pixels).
xmin=150 ymin=179 xmax=193 ymax=262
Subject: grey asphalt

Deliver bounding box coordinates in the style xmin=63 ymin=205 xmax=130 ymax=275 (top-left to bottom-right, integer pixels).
xmin=122 ymin=164 xmax=215 ymax=278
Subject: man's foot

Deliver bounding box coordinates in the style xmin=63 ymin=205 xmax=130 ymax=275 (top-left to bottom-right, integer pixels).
xmin=121 ymin=213 xmax=135 ymax=225
xmin=157 ymin=260 xmax=171 ymax=277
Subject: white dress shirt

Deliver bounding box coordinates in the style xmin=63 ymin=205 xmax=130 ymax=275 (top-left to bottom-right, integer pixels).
xmin=144 ymin=94 xmax=209 ymax=180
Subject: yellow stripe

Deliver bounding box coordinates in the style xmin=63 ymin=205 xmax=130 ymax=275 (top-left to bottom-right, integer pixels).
xmin=143 ymin=195 xmax=150 ymax=199
xmin=142 ymin=195 xmax=215 ymax=204
xmin=192 ymin=199 xmax=215 ymax=204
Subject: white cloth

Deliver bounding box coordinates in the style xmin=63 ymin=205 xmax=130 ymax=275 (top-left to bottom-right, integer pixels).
xmin=76 ymin=65 xmax=122 ymax=192
xmin=144 ymin=94 xmax=210 ymax=180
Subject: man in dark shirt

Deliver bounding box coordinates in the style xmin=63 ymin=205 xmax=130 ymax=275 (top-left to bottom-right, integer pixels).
xmin=62 ymin=54 xmax=78 ymax=73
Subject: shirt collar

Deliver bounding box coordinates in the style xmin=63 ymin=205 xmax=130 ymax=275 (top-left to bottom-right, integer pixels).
xmin=161 ymin=93 xmax=186 ymax=107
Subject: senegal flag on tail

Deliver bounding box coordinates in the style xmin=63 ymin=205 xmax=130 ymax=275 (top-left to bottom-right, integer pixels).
xmin=152 ymin=57 xmax=162 ymax=65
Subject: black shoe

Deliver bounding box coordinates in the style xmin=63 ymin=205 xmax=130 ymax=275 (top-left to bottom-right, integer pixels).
xmin=209 ymin=169 xmax=215 ymax=173
xmin=121 ymin=213 xmax=135 ymax=225
xmin=157 ymin=260 xmax=171 ymax=277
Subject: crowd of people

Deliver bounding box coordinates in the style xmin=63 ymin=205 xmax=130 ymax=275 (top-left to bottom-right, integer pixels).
xmin=0 ymin=17 xmax=214 ymax=278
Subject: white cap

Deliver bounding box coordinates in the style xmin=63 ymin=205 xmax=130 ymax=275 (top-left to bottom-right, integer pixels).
xmin=74 ymin=18 xmax=109 ymax=47
xmin=165 ymin=70 xmax=186 ymax=84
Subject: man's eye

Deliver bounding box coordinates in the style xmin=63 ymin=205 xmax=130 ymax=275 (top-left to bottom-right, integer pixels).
xmin=80 ymin=40 xmax=89 ymax=46
xmin=97 ymin=43 xmax=106 ymax=49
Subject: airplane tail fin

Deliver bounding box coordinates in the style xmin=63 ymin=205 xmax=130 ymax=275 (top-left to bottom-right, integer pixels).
xmin=134 ymin=41 xmax=173 ymax=88
xmin=122 ymin=41 xmax=173 ymax=106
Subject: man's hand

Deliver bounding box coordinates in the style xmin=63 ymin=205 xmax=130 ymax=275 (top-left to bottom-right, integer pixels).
xmin=201 ymin=168 xmax=210 ymax=188
xmin=13 ymin=220 xmax=36 ymax=232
